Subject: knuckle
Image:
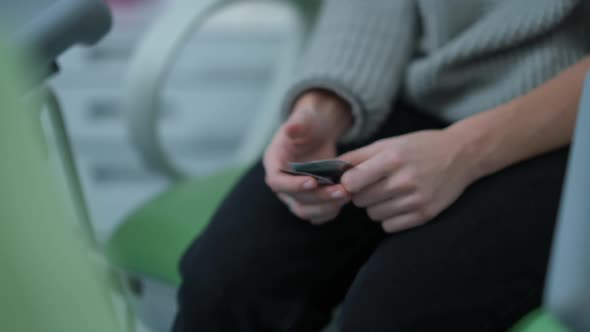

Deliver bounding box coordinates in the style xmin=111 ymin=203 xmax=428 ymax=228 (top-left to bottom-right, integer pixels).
xmin=297 ymin=212 xmax=311 ymax=221
xmin=384 ymin=151 xmax=401 ymax=167
xmin=290 ymin=203 xmax=306 ymax=219
xmin=397 ymin=174 xmax=417 ymax=191
xmin=382 ymin=222 xmax=396 ymax=233
xmin=298 ymin=210 xmax=313 ymax=220
xmin=328 ymin=203 xmax=344 ymax=214
xmin=303 ymin=205 xmax=324 ymax=221
xmin=293 ymin=193 xmax=311 ymax=204
xmin=383 ymin=179 xmax=398 ymax=195
xmin=410 ymin=193 xmax=426 ymax=207
xmin=265 ymin=175 xmax=277 ymax=190
xmin=321 ymin=189 xmax=336 ymax=201
xmin=417 ymin=206 xmax=435 ymax=221
xmin=320 ymin=204 xmax=340 ymax=218
xmin=311 ymin=211 xmax=338 ymax=225
xmin=351 ymin=196 xmax=365 ymax=207
xmin=373 ymin=139 xmax=387 ymax=149
xmin=340 ymin=175 xmax=355 ymax=192
xmin=366 ymin=208 xmax=382 ymax=222
xmin=308 ymin=217 xmax=324 ymax=225
xmin=411 ymin=218 xmax=428 ymax=229
xmin=277 ymin=193 xmax=288 ymax=203
xmin=339 ymin=197 xmax=352 ymax=207
xmin=325 ymin=213 xmax=339 ymax=222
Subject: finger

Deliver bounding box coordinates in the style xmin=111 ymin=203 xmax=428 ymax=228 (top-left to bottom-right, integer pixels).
xmin=381 ymin=212 xmax=427 ymax=233
xmin=264 ymin=145 xmax=319 ymax=193
xmin=266 ymin=169 xmax=318 ymax=193
xmin=278 ymin=193 xmax=298 ymax=217
xmin=309 ymin=209 xmax=341 ymax=225
xmin=284 ymin=108 xmax=317 ymax=147
xmin=338 ymin=142 xmax=381 ymax=166
xmin=278 ymin=193 xmax=293 ymax=206
xmin=280 ymin=192 xmax=343 ymax=216
xmin=285 ymin=199 xmax=346 ymax=223
xmin=296 ymin=202 xmax=344 ymax=223
xmin=352 ymin=176 xmax=417 ymax=207
xmin=341 ymin=153 xmax=394 ymax=194
xmin=290 ymin=184 xmax=350 ymax=204
xmin=268 ymin=128 xmax=307 ymax=163
xmin=366 ymin=194 xmax=423 ymax=222
xmin=285 ymin=121 xmax=310 ymax=145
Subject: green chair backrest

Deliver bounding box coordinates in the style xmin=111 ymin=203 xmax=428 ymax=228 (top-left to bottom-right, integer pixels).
xmin=0 ymin=38 xmax=122 ymax=332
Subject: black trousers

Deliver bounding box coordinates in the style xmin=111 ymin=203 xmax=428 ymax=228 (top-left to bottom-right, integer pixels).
xmin=173 ymin=105 xmax=569 ymax=332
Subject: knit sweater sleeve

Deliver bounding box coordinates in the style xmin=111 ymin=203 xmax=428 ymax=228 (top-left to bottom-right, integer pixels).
xmin=281 ymin=0 xmax=418 ymax=143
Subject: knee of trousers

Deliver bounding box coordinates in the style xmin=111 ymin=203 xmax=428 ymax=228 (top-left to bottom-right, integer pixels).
xmin=337 ymin=276 xmax=542 ymax=332
xmin=337 ymin=275 xmax=442 ymax=332
xmin=337 ymin=285 xmax=403 ymax=332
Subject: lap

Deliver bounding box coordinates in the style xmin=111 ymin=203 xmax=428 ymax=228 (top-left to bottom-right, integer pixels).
xmin=175 ymin=104 xmax=446 ymax=331
xmin=340 ymin=148 xmax=569 ymax=331
xmin=179 ymin=162 xmax=382 ymax=278
xmin=176 ymin=103 xmax=568 ymax=331
xmin=179 ymin=104 xmax=446 ymax=297
xmin=177 ymin=162 xmax=383 ymax=330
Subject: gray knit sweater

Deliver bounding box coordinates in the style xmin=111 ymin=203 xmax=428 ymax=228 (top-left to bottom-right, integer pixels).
xmin=283 ymin=0 xmax=590 ymax=143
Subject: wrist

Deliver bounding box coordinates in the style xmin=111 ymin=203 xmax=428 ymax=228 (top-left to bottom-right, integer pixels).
xmin=444 ymin=121 xmax=493 ymax=183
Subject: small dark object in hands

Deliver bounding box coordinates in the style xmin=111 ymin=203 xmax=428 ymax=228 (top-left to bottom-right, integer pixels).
xmin=282 ymin=159 xmax=352 ymax=185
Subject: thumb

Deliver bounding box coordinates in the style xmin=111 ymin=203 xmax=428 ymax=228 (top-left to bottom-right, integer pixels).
xmin=284 ymin=109 xmax=317 ymax=144
xmin=285 ymin=121 xmax=309 ymax=142
xmin=338 ymin=143 xmax=380 ymax=166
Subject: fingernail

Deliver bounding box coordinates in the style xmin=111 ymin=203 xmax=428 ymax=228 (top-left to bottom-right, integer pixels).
xmin=331 ymin=190 xmax=345 ymax=199
xmin=303 ymin=180 xmax=315 ymax=189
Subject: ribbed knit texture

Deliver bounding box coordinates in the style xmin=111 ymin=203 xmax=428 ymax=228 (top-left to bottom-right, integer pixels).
xmin=282 ymin=0 xmax=590 ymax=143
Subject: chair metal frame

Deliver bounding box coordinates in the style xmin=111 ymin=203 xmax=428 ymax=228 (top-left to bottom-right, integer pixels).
xmin=544 ymin=73 xmax=590 ymax=331
xmin=41 ymin=88 xmax=137 ymax=332
xmin=1 ymin=1 xmax=140 ymax=330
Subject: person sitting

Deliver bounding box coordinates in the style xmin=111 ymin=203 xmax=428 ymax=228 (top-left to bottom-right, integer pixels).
xmin=173 ymin=0 xmax=590 ymax=331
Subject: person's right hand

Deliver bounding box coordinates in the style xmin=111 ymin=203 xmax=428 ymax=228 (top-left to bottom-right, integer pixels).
xmin=263 ymin=90 xmax=353 ymax=224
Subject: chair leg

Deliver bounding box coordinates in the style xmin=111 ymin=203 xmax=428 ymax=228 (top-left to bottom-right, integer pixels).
xmin=44 ymin=87 xmax=98 ymax=247
xmin=129 ymin=274 xmax=179 ymax=332
xmin=43 ymin=87 xmax=138 ymax=332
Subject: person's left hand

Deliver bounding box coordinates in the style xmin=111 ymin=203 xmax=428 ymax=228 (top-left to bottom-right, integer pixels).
xmin=338 ymin=129 xmax=478 ymax=233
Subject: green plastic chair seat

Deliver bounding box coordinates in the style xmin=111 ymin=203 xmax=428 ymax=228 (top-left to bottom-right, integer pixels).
xmin=106 ymin=167 xmax=245 ymax=285
xmin=511 ymin=310 xmax=566 ymax=332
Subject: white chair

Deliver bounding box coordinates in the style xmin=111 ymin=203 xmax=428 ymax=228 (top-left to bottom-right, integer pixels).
xmin=105 ymin=1 xmax=319 ymax=330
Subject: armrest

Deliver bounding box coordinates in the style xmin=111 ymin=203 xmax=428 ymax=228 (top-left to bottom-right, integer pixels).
xmin=544 ymin=72 xmax=590 ymax=331
xmin=124 ymin=0 xmax=311 ymax=180
xmin=15 ymin=0 xmax=112 ymax=75
xmin=0 ymin=38 xmax=123 ymax=332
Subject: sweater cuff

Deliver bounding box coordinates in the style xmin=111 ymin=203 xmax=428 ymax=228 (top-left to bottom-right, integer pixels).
xmin=279 ymin=0 xmax=418 ymax=144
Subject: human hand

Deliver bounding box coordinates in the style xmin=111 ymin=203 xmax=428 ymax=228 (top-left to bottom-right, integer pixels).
xmin=263 ymin=90 xmax=353 ymax=224
xmin=339 ymin=129 xmax=478 ymax=233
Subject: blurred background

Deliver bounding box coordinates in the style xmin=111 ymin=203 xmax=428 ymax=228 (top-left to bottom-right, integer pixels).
xmin=51 ymin=0 xmax=296 ymax=242
xmin=0 ymin=0 xmax=305 ymax=331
